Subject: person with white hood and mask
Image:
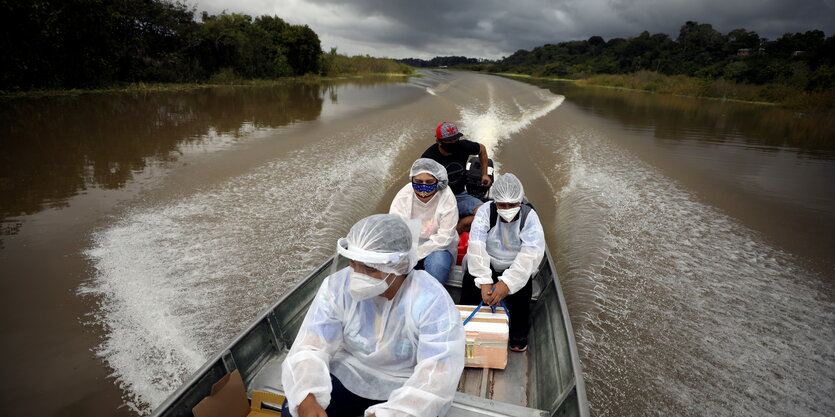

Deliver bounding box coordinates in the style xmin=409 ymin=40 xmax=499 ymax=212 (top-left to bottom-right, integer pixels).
xmin=389 ymin=158 xmax=459 ymax=284
xmin=460 ymin=173 xmax=545 ymax=353
xmin=280 ymin=214 xmax=465 ymax=417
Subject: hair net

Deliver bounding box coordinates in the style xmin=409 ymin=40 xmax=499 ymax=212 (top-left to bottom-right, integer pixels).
xmin=491 ymin=173 xmax=525 ymax=203
xmin=409 ymin=158 xmax=449 ymax=190
xmin=337 ymin=214 xmax=418 ymax=274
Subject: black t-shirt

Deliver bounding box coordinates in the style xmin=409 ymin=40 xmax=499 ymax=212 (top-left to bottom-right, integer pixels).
xmin=421 ymin=139 xmax=481 ymax=195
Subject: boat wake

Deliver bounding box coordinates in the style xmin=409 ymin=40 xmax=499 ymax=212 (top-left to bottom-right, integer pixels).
xmin=409 ymin=69 xmax=455 ymax=96
xmin=550 ymin=128 xmax=835 ymax=416
xmin=458 ymin=84 xmax=564 ymax=156
xmin=80 ymin=121 xmax=420 ymax=414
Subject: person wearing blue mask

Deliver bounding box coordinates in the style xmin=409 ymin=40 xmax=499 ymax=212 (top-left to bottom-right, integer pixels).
xmin=422 ymin=122 xmax=491 ymax=233
xmin=281 ymin=214 xmax=465 ymax=417
xmin=389 ymin=158 xmax=459 ymax=284
xmin=460 ymin=173 xmax=545 ymax=353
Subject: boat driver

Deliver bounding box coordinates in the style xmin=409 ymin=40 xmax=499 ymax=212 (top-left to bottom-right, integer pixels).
xmin=421 ymin=122 xmax=491 ymax=233
xmin=460 ymin=173 xmax=545 ymax=352
xmin=280 ymin=214 xmax=465 ymax=417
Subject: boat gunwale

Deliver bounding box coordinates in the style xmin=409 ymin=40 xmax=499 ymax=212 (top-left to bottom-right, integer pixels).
xmin=543 ymin=248 xmax=589 ymax=417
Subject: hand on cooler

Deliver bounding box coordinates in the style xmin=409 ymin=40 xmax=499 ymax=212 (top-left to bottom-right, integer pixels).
xmin=481 ymin=281 xmax=509 ymax=306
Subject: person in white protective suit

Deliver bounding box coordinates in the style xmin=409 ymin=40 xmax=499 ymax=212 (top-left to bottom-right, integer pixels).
xmin=280 ymin=214 xmax=465 ymax=417
xmin=460 ymin=173 xmax=545 ymax=352
xmin=389 ymin=158 xmax=459 ymax=284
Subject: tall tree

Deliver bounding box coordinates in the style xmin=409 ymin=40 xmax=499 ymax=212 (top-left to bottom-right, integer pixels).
xmin=676 ymin=21 xmax=727 ymax=76
xmin=281 ymin=24 xmax=321 ymax=75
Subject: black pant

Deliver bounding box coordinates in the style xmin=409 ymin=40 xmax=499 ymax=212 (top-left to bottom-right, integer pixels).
xmin=281 ymin=374 xmax=383 ymax=417
xmin=461 ymin=265 xmax=532 ymax=341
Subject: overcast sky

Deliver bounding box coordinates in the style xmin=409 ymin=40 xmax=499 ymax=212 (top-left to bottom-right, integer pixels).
xmin=189 ymin=0 xmax=835 ymax=59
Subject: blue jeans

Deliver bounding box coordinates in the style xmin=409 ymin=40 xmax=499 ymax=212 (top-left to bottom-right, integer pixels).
xmin=455 ymin=191 xmax=483 ymax=218
xmin=418 ymin=250 xmax=453 ymax=284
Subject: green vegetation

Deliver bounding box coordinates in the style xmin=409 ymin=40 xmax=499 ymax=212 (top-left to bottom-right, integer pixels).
xmin=577 ymin=71 xmax=834 ymax=111
xmin=0 ymin=79 xmax=321 ymax=99
xmin=499 ymin=71 xmax=834 ymax=111
xmin=321 ymin=48 xmax=413 ymax=76
xmin=407 ymin=21 xmax=835 ymax=110
xmin=1 ymin=0 xmax=411 ymax=92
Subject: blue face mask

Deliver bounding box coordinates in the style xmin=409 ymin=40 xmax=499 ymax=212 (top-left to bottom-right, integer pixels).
xmin=412 ymin=182 xmax=437 ymax=198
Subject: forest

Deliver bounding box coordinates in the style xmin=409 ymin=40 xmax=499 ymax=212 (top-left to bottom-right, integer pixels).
xmin=495 ymin=22 xmax=832 ymax=86
xmin=1 ymin=0 xmax=409 ymax=92
xmin=402 ymin=22 xmax=834 ymax=107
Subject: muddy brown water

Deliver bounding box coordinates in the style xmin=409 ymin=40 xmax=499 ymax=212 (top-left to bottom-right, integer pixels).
xmin=1 ymin=71 xmax=833 ymax=416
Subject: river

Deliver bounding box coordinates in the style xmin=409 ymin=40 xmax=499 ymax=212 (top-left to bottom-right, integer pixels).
xmin=0 ymin=71 xmax=832 ymax=416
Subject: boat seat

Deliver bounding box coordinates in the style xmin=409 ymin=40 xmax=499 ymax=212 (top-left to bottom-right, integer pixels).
xmin=448 ymin=393 xmax=548 ymax=417
xmin=246 ymin=351 xmax=288 ymax=409
xmin=455 ymin=332 xmax=531 ymax=406
xmin=445 ymin=264 xmax=544 ymax=302
xmin=245 ymin=348 xmax=545 ymax=416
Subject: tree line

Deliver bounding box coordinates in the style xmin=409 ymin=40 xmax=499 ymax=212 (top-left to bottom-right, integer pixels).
xmin=398 ymin=56 xmax=482 ymax=68
xmin=2 ymin=0 xmax=325 ymax=90
xmin=403 ymin=22 xmax=835 ymax=94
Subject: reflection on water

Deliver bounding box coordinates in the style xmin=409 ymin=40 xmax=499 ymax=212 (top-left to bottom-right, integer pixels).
xmin=0 ymin=77 xmax=406 ymax=231
xmin=519 ymin=78 xmax=835 ymax=157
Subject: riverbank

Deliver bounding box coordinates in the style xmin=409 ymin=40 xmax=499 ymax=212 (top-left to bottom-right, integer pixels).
xmin=496 ymin=71 xmax=834 ymax=113
xmin=0 ymin=73 xmax=414 ymax=100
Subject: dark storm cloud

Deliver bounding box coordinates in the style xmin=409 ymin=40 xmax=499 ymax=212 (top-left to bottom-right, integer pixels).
xmin=192 ymin=0 xmax=835 ymax=58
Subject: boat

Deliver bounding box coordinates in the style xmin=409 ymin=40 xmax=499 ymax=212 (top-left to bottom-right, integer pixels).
xmin=150 ymin=245 xmax=588 ymax=417
xmin=151 ymin=158 xmax=588 ymax=417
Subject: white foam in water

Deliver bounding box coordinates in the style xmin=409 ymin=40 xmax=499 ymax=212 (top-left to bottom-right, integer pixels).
xmin=551 ymin=129 xmax=835 ymax=416
xmin=409 ymin=69 xmax=452 ymax=96
xmin=80 ymin=121 xmax=419 ymax=414
xmin=458 ymin=87 xmax=564 ymax=155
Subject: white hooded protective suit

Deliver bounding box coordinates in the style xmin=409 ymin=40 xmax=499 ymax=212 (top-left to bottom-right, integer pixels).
xmin=390 ymin=158 xmax=459 ymax=261
xmin=466 ymin=174 xmax=546 ymax=294
xmin=281 ymin=267 xmax=465 ymax=417
xmin=389 ymin=184 xmax=459 ymax=261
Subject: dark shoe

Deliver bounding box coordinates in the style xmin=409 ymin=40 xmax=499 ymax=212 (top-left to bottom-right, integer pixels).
xmin=509 ymin=336 xmax=527 ymax=352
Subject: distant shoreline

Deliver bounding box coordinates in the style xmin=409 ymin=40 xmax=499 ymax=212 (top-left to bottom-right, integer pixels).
xmin=493 ymin=71 xmax=832 ymax=112
xmin=0 ymin=73 xmax=413 ymax=100
xmin=495 ymin=72 xmax=776 ymax=106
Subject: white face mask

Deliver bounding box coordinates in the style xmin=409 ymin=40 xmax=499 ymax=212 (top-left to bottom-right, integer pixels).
xmin=349 ymin=271 xmax=393 ymax=301
xmin=497 ymin=206 xmax=521 ymax=222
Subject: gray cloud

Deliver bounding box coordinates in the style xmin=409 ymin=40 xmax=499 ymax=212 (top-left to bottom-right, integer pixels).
xmin=190 ymin=0 xmax=835 ymax=59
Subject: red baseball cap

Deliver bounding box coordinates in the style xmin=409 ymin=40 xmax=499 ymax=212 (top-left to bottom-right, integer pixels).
xmin=435 ymin=122 xmax=464 ymax=140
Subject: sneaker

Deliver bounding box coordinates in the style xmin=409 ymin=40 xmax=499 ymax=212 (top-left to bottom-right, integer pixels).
xmin=509 ymin=337 xmax=527 ymax=352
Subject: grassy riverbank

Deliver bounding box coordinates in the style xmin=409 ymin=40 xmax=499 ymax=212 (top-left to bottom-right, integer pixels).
xmin=499 ymin=71 xmax=834 ymax=112
xmin=321 ymin=51 xmax=414 ymax=76
xmin=0 ymin=71 xmax=413 ymax=99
